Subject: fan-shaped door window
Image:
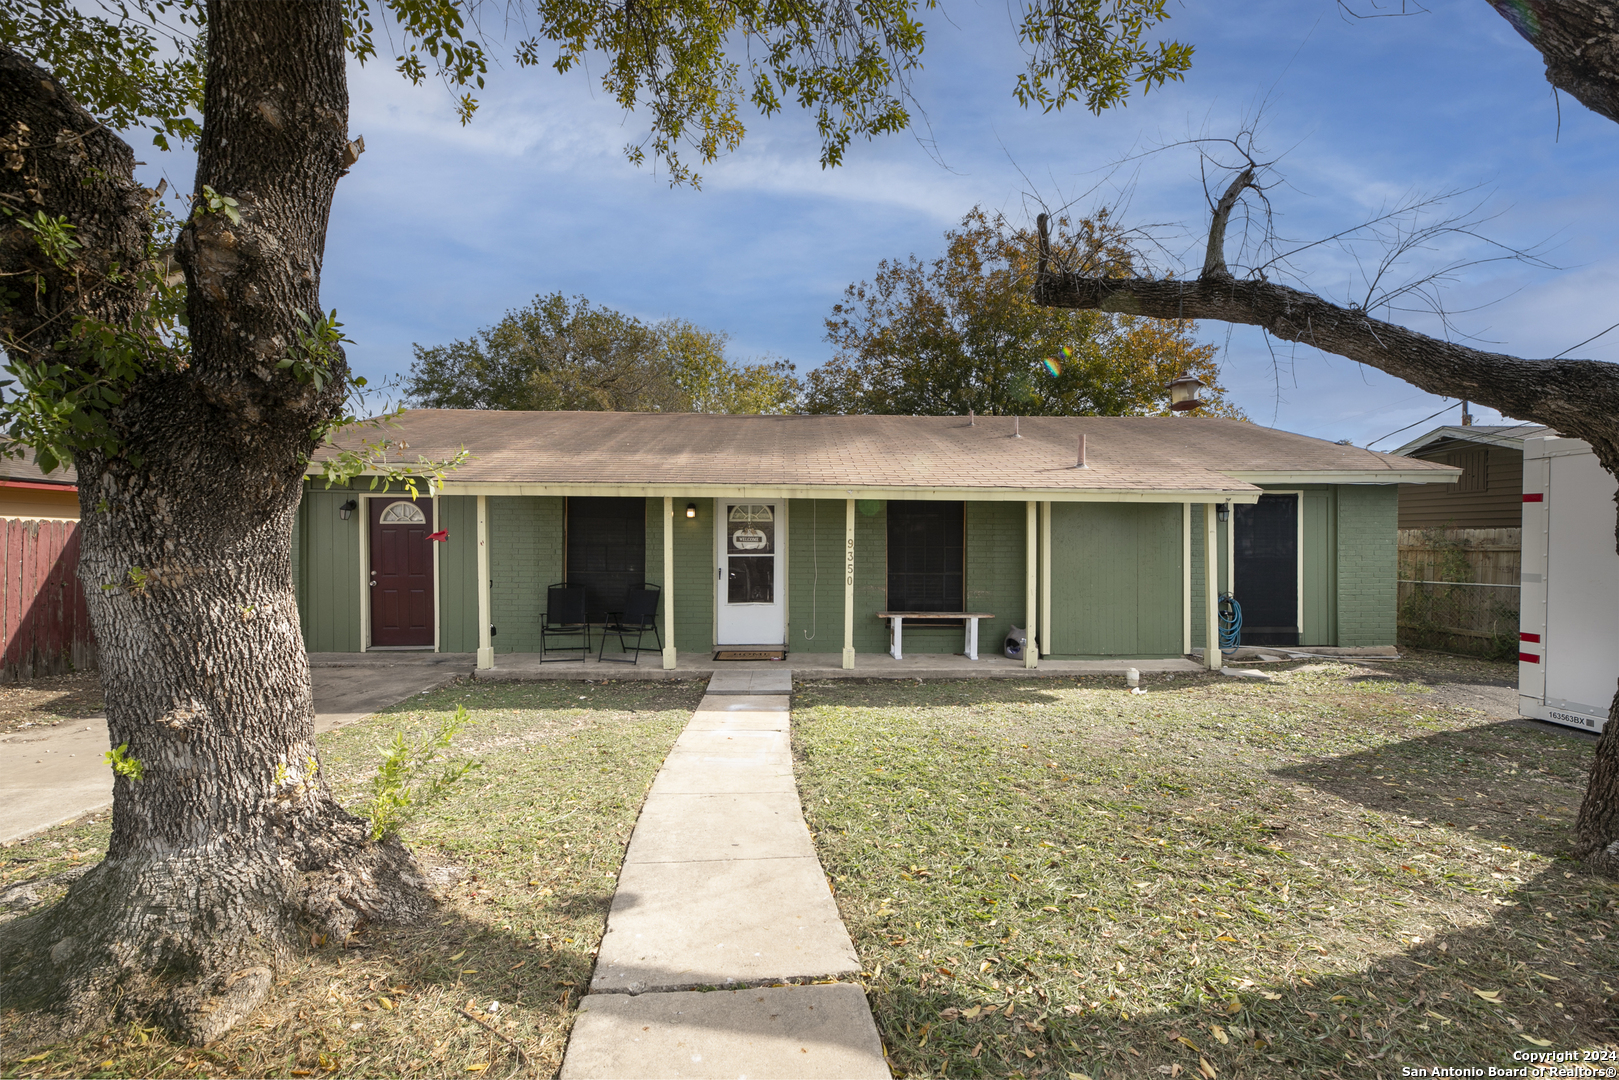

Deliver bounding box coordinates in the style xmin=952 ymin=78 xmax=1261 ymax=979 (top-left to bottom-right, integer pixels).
xmin=379 ymin=501 xmax=427 ymax=525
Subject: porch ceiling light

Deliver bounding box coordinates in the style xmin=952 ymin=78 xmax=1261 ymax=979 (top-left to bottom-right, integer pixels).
xmin=1216 ymin=501 xmax=1230 ymax=523
xmin=1168 ymin=374 xmax=1207 ymax=412
xmin=685 ymin=503 xmax=697 ymax=519
xmin=339 ymin=499 xmax=358 ymax=520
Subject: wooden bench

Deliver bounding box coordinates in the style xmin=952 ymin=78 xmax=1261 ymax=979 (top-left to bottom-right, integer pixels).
xmin=876 ymin=611 xmax=996 ymax=661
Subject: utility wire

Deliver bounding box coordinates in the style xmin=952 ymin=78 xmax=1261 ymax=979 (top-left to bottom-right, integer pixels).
xmin=1551 ymin=319 xmax=1619 ymax=360
xmin=1365 ymin=401 xmax=1459 ymax=449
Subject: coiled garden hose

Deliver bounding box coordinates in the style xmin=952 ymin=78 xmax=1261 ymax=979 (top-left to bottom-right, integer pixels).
xmin=1218 ymin=593 xmax=1243 ymax=654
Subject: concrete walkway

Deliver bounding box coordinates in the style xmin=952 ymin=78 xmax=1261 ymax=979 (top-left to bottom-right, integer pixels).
xmin=560 ymin=671 xmax=889 ymax=1079
xmin=0 ymin=655 xmax=472 ymax=843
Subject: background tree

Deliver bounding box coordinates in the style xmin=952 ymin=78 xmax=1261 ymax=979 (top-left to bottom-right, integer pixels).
xmin=404 ymin=293 xmax=800 ymax=413
xmin=808 ymin=208 xmax=1241 ymax=418
xmin=1033 ymin=2 xmax=1619 ymax=875
xmin=0 ymin=0 xmax=1192 ymax=1043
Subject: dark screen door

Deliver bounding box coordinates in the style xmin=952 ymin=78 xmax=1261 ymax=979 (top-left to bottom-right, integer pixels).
xmin=1233 ymin=493 xmax=1299 ymax=647
xmin=370 ymin=497 xmax=435 ymax=647
xmin=566 ymin=497 xmax=646 ymax=621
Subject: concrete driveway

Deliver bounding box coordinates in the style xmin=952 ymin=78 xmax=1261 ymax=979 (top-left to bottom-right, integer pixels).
xmin=0 ymin=653 xmax=473 ymax=844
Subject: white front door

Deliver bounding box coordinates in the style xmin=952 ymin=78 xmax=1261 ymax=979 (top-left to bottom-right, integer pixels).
xmin=715 ymin=500 xmax=786 ymax=645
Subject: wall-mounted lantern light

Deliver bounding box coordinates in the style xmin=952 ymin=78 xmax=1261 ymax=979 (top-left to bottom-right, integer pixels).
xmin=1168 ymin=374 xmax=1207 ymax=412
xmin=1216 ymin=500 xmax=1230 ymax=524
xmin=685 ymin=503 xmax=697 ymax=519
xmin=339 ymin=499 xmax=358 ymax=520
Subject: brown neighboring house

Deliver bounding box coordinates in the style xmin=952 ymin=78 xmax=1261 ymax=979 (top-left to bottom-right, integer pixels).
xmin=0 ymin=450 xmax=79 ymax=520
xmin=1393 ymin=424 xmax=1554 ymax=531
xmin=1390 ymin=424 xmax=1552 ymax=656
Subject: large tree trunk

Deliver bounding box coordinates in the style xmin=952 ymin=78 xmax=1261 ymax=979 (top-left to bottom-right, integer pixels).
xmin=0 ymin=3 xmax=430 ymax=1045
xmin=1032 ymin=255 xmax=1619 ymax=876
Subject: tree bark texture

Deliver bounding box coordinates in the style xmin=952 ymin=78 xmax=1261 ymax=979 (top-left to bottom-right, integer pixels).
xmin=1487 ymin=1 xmax=1619 ymax=125
xmin=0 ymin=3 xmax=430 ymax=1045
xmin=1033 ymin=270 xmax=1619 ymax=874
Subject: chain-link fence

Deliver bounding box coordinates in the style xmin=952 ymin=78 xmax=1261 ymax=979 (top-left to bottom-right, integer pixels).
xmin=1397 ymin=580 xmax=1520 ymax=660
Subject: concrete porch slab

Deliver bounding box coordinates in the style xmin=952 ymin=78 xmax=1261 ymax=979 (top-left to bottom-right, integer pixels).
xmin=471 ymin=651 xmax=1205 ymax=681
xmin=590 ymin=855 xmax=860 ymax=993
xmin=560 ymin=983 xmax=889 ymax=1080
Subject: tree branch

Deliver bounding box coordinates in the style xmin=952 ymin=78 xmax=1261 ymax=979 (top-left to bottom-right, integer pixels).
xmin=1031 ymin=270 xmax=1619 ymax=467
xmin=1487 ymin=1 xmax=1619 ymax=125
xmin=1202 ymin=166 xmax=1254 ymax=280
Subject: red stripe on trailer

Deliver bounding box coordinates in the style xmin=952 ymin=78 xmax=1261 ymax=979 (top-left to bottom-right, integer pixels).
xmin=1523 ymin=493 xmax=1544 ymax=502
xmin=1519 ymin=652 xmax=1540 ymax=663
xmin=1520 ymin=632 xmax=1540 ymax=643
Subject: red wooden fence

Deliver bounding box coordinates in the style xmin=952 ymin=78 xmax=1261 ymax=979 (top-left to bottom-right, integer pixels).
xmin=1 ymin=518 xmax=97 ymax=680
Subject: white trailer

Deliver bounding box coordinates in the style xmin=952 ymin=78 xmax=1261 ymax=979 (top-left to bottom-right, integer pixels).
xmin=1518 ymin=435 xmax=1619 ymax=734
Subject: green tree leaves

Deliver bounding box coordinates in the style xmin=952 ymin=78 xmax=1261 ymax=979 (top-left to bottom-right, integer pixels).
xmin=807 ymin=207 xmax=1242 ymax=418
xmin=403 ymin=292 xmax=801 ymax=414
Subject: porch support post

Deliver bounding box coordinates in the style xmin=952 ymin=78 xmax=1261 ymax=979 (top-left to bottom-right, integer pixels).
xmin=1204 ymin=503 xmax=1222 ymax=671
xmin=842 ymin=498 xmax=855 ymax=669
xmin=1039 ymin=500 xmax=1052 ymax=657
xmin=662 ymin=496 xmax=677 ymax=670
xmin=1025 ymin=501 xmax=1038 ymax=669
xmin=476 ymin=494 xmax=493 ymax=670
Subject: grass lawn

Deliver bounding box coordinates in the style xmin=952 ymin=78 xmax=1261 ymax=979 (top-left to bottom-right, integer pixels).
xmin=0 ymin=678 xmax=705 ymax=1080
xmin=793 ymin=654 xmax=1619 ymax=1079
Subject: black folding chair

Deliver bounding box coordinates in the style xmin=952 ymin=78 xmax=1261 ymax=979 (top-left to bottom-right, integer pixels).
xmin=598 ymin=583 xmax=662 ymax=664
xmin=540 ymin=582 xmax=592 ymax=662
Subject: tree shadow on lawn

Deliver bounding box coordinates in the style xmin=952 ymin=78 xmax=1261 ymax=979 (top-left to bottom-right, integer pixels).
xmin=793 ymin=675 xmax=1185 ymax=711
xmin=1271 ymin=720 xmax=1597 ymax=861
xmin=0 ymin=879 xmax=614 ymax=1079
xmin=865 ymin=859 xmax=1619 ymax=1080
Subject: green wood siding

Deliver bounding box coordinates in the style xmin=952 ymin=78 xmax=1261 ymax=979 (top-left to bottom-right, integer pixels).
xmin=437 ymin=495 xmax=480 ymax=653
xmin=669 ymin=499 xmax=714 ymax=652
xmin=1190 ymin=503 xmax=1207 ymax=650
xmin=787 ymin=499 xmax=845 ymax=653
xmin=853 ymin=501 xmax=890 ymax=653
xmin=488 ymin=496 xmax=564 ymax=653
xmin=1299 ymin=486 xmax=1337 ymax=647
xmin=296 ymin=483 xmax=363 ymax=652
xmin=1048 ymin=502 xmax=1182 ymax=658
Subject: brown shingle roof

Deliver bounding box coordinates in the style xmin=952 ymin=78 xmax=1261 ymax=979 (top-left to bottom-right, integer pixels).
xmin=0 ymin=447 xmax=78 ymax=487
xmin=316 ymin=411 xmax=1456 ymax=496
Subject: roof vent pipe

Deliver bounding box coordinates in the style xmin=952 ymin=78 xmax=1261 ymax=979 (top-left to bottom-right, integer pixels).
xmin=1014 ymin=416 xmax=1021 ymax=438
xmin=1076 ymin=434 xmax=1088 ymax=469
xmin=969 ymin=409 xmax=974 ymax=426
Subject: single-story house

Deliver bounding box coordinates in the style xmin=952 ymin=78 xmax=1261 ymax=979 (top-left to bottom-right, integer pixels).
xmin=296 ymin=411 xmax=1458 ymax=670
xmin=1393 ymin=423 xmax=1554 ymax=536
xmin=0 ymin=450 xmax=79 ymax=521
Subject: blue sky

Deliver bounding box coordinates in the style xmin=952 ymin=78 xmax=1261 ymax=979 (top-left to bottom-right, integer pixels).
xmin=137 ymin=1 xmax=1619 ymax=448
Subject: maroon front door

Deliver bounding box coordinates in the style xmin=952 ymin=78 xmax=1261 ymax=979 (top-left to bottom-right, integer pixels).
xmin=370 ymin=497 xmax=435 ymax=647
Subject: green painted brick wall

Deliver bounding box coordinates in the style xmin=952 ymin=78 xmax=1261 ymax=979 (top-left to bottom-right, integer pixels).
xmin=852 ymin=502 xmax=890 ymax=654
xmin=1049 ymin=502 xmax=1182 ymax=658
xmin=488 ymin=496 xmax=564 ymax=653
xmin=1335 ymin=484 xmax=1398 ymax=646
xmin=437 ymin=495 xmax=480 ymax=653
xmin=787 ymin=499 xmax=846 ymax=653
xmin=965 ymin=501 xmax=1027 ymax=657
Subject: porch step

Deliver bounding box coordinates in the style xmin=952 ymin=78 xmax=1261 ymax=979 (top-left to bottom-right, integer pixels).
xmin=706 ymin=668 xmax=793 ymax=696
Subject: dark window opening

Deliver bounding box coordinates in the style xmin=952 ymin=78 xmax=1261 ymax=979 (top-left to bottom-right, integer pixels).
xmin=566 ymin=497 xmax=646 ymax=621
xmin=886 ymin=501 xmax=965 ymax=615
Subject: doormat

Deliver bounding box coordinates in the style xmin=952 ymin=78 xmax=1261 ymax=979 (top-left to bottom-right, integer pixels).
xmin=713 ymin=649 xmax=787 ymax=661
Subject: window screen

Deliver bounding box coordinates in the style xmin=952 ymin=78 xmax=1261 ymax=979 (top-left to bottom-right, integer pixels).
xmin=886 ymin=501 xmax=964 ymax=612
xmin=566 ymin=497 xmax=646 ymax=621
